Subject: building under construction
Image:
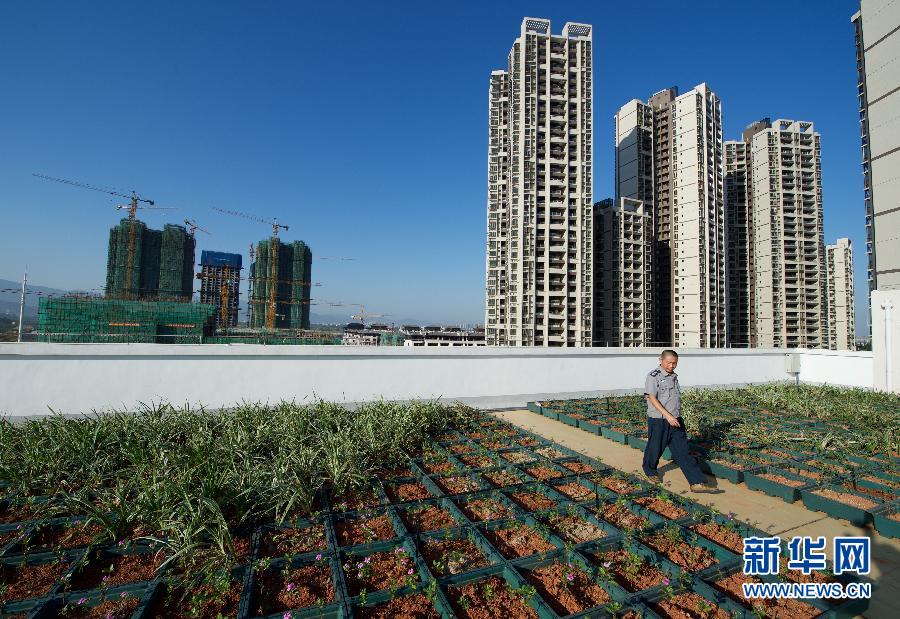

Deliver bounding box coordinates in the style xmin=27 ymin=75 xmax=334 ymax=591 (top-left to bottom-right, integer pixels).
xmin=250 ymin=239 xmax=312 ymax=329
xmin=106 ymin=220 xmax=194 ymax=299
xmin=37 ymin=296 xmax=217 ymax=343
xmin=198 ymin=251 xmax=242 ymax=329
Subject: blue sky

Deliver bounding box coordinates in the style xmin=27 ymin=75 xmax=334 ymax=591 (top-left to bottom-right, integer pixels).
xmin=0 ymin=1 xmax=868 ymax=330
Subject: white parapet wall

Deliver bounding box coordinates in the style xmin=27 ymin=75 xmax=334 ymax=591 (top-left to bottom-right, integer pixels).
xmin=872 ymin=289 xmax=900 ymax=394
xmin=0 ymin=344 xmax=874 ymax=417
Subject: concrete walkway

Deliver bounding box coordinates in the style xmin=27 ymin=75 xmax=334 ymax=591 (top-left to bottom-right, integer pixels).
xmin=492 ymin=409 xmax=900 ymax=619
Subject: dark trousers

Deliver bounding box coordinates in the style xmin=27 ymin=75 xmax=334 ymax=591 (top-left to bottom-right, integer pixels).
xmin=642 ymin=417 xmax=706 ymax=485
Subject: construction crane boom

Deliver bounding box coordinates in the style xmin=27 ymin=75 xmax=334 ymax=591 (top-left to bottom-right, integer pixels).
xmin=33 ymin=173 xmax=174 ymax=298
xmin=184 ymin=219 xmax=210 ymax=236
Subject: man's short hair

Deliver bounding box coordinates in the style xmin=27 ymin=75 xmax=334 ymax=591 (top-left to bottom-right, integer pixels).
xmin=661 ymin=349 xmax=678 ymax=359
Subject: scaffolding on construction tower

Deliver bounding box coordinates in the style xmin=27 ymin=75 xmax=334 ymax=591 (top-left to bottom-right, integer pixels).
xmin=37 ymin=296 xmax=217 ymax=343
xmin=197 ymin=251 xmax=243 ymax=331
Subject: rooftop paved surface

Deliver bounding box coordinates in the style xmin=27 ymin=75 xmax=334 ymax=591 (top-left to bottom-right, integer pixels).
xmin=492 ymin=409 xmax=900 ymax=619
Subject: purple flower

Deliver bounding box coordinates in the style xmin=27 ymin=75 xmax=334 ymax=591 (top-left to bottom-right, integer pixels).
xmin=602 ymin=561 xmax=611 ymax=568
xmin=315 ymin=553 xmax=323 ymax=561
xmin=357 ymin=561 xmax=364 ymax=569
xmin=102 ymin=575 xmax=110 ymax=582
xmin=566 ymin=573 xmax=574 ymax=582
xmin=78 ymin=598 xmax=87 ymax=605
xmin=117 ymin=540 xmax=125 ymax=547
xmin=407 ymin=568 xmax=414 ymax=575
xmin=662 ymin=578 xmax=670 ymax=586
xmin=364 ymin=556 xmax=371 ymax=563
xmin=283 ymin=613 xmax=293 ymax=619
xmin=286 ymin=582 xmax=295 ymax=591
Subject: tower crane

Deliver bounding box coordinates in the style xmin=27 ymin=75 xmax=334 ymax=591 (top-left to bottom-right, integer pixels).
xmin=344 ymin=304 xmax=388 ymax=326
xmin=33 ymin=173 xmax=174 ymax=297
xmin=184 ymin=218 xmax=210 ymax=237
xmin=213 ymin=207 xmax=289 ymax=330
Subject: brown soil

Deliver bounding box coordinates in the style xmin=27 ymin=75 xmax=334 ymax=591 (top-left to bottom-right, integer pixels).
xmin=595 ymin=476 xmax=640 ymax=494
xmin=435 ymin=476 xmax=481 ymax=495
xmin=420 ymin=538 xmax=489 ymax=576
xmin=757 ymin=472 xmax=809 ymax=488
xmin=360 ymin=593 xmax=440 ymax=618
xmin=0 ymin=529 xmax=24 ymax=549
xmin=466 ymin=432 xmax=485 ymax=440
xmin=448 ymin=575 xmax=538 ymax=619
xmin=260 ymin=524 xmax=327 ymax=558
xmin=70 ymin=551 xmax=164 ymax=590
xmin=524 ymin=466 xmax=563 ymax=481
xmin=334 ymin=512 xmax=396 ymax=547
xmin=24 ymin=523 xmax=106 ymax=552
xmin=562 ymin=461 xmax=596 ymax=474
xmin=547 ymin=515 xmax=606 ymax=544
xmin=483 ymin=470 xmax=522 ymax=487
xmin=484 ymin=523 xmax=555 ymax=559
xmin=146 ymin=581 xmax=242 ymax=619
xmin=524 ymin=561 xmax=610 ymax=615
xmin=711 ymin=571 xmax=819 ymax=619
xmin=254 ymin=564 xmax=334 ymax=614
xmin=864 ymin=475 xmax=900 ymax=488
xmin=501 ymin=451 xmax=535 ymax=465
xmin=710 ymin=459 xmax=752 ymax=471
xmin=641 ymin=531 xmax=717 ymax=572
xmin=61 ymin=598 xmax=140 ymax=618
xmin=778 ymin=557 xmax=838 ymax=587
xmin=450 ymin=444 xmax=475 ymax=454
xmin=231 ymin=533 xmax=251 ymax=562
xmin=811 ymin=488 xmax=878 ymax=510
xmin=400 ymin=504 xmax=456 ymax=532
xmin=0 ymin=502 xmax=41 ymax=524
xmin=331 ymin=488 xmax=382 ymax=512
xmin=555 ymin=482 xmax=597 ymax=502
xmin=386 ymin=482 xmax=432 ymax=503
xmin=688 ymin=522 xmax=743 ymax=555
xmin=845 ymin=483 xmax=896 ymax=502
xmin=535 ymin=447 xmax=566 ymax=460
xmin=0 ymin=561 xmax=67 ymax=602
xmin=652 ymin=591 xmax=732 ymax=619
xmin=459 ymin=454 xmax=494 ymax=469
xmin=457 ymin=497 xmax=513 ymax=522
xmin=596 ymin=503 xmax=650 ymax=531
xmin=889 ymin=511 xmax=900 ymax=522
xmin=762 ymin=449 xmax=799 ymax=460
xmin=344 ymin=550 xmax=417 ymax=596
xmin=588 ymin=548 xmax=667 ymax=592
xmin=508 ymin=491 xmax=556 ymax=512
xmin=516 ymin=438 xmax=539 ymax=447
xmin=421 ymin=460 xmax=453 ymax=474
xmin=634 ymin=496 xmax=689 ymax=520
xmin=791 ymin=467 xmax=823 ymax=480
xmin=480 ymin=440 xmax=507 ymax=451
xmin=378 ymin=465 xmax=414 ymax=479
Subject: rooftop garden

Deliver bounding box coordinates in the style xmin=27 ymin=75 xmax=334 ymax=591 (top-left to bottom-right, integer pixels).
xmin=0 ymin=386 xmax=882 ymax=617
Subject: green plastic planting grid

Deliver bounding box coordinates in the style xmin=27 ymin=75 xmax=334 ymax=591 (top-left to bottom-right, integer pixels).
xmin=0 ymin=412 xmax=871 ymax=618
xmin=530 ymin=395 xmax=900 ymax=536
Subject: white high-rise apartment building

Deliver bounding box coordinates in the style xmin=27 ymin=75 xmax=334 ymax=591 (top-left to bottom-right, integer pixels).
xmin=593 ymin=198 xmax=652 ymax=346
xmin=485 ymin=18 xmax=594 ymax=346
xmin=613 ymin=85 xmax=726 ymax=348
xmin=853 ymin=1 xmax=900 ymax=303
xmin=827 ymin=238 xmax=856 ymax=350
xmin=725 ymin=119 xmax=771 ymax=348
xmin=666 ymin=84 xmax=727 ymax=348
xmin=749 ymin=119 xmax=828 ymax=348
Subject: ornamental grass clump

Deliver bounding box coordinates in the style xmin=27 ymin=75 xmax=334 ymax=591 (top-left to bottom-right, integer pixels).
xmin=0 ymin=399 xmax=470 ymax=577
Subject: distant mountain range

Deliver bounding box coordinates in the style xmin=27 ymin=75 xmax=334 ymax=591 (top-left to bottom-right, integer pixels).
xmin=0 ymin=278 xmax=71 ymax=320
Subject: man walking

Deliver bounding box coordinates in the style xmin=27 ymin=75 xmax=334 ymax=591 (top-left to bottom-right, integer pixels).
xmin=642 ymin=350 xmax=717 ymax=493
